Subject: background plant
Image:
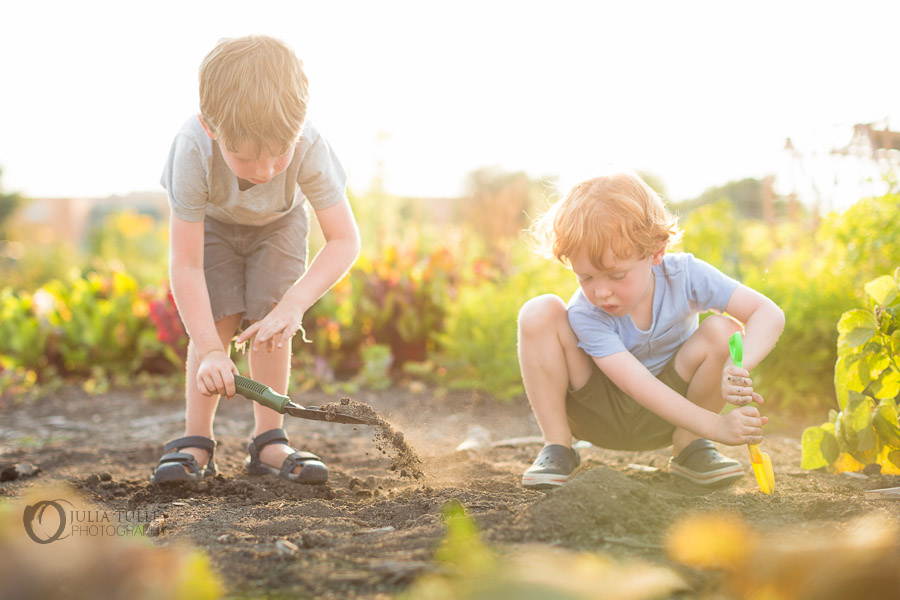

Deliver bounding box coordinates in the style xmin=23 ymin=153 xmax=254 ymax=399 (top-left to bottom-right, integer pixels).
xmin=801 ymin=270 xmax=900 ymax=474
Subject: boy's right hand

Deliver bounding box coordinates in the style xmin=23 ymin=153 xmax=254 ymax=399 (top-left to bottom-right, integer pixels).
xmin=713 ymin=406 xmax=768 ymax=446
xmin=196 ymin=349 xmax=239 ymax=398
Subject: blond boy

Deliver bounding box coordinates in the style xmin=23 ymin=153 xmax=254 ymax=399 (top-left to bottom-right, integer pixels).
xmin=518 ymin=172 xmax=784 ymax=489
xmin=152 ymin=35 xmax=360 ymax=485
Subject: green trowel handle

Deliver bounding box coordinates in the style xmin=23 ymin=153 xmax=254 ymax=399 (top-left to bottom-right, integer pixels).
xmin=728 ymin=332 xmax=743 ymax=368
xmin=233 ymin=375 xmax=291 ymax=414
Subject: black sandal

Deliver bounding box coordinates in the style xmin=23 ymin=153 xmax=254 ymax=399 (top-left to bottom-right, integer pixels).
xmin=245 ymin=428 xmax=328 ymax=485
xmin=151 ymin=435 xmax=218 ymax=485
xmin=522 ymin=444 xmax=581 ymax=489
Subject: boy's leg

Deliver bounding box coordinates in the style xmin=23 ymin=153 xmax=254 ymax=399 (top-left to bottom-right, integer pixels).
xmin=518 ymin=294 xmax=594 ymax=447
xmin=247 ymin=332 xmax=305 ymax=475
xmin=178 ymin=312 xmax=243 ymax=470
xmin=672 ymin=314 xmax=742 ymax=455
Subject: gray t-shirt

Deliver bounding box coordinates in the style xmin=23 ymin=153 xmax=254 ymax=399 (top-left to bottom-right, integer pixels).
xmin=567 ymin=252 xmax=740 ymax=375
xmin=160 ymin=116 xmax=347 ymax=226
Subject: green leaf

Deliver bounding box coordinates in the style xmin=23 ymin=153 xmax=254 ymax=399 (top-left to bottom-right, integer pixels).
xmin=871 ymin=367 xmax=900 ymax=400
xmin=841 ymin=394 xmax=876 ymax=451
xmin=835 ymin=356 xmax=865 ymax=409
xmin=865 ymin=275 xmax=899 ymax=306
xmin=873 ymin=398 xmax=900 ymax=447
xmin=801 ymin=425 xmax=840 ymax=470
xmin=838 ymin=308 xmax=877 ymax=341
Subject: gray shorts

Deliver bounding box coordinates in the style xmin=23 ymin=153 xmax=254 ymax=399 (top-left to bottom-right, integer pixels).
xmin=203 ymin=205 xmax=309 ymax=327
xmin=566 ymin=353 xmax=688 ymax=451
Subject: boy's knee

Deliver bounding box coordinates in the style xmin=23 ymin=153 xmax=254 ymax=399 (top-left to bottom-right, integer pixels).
xmin=697 ymin=315 xmax=742 ymax=353
xmin=518 ymin=294 xmax=568 ymax=336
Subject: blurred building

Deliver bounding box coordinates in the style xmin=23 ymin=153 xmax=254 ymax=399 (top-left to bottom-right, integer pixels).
xmin=10 ymin=191 xmax=168 ymax=246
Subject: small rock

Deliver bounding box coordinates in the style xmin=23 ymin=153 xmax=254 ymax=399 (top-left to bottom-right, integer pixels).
xmin=217 ymin=534 xmax=235 ymax=544
xmin=340 ymin=397 xmax=351 ymax=406
xmin=276 ymin=539 xmax=300 ymax=558
xmin=99 ymin=472 xmax=112 ymax=482
xmin=455 ymin=425 xmax=491 ymax=454
xmin=0 ymin=463 xmax=42 ymax=482
xmin=86 ymin=473 xmax=101 ymax=486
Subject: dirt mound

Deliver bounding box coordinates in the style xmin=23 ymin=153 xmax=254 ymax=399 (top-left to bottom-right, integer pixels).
xmin=518 ymin=467 xmax=679 ymax=544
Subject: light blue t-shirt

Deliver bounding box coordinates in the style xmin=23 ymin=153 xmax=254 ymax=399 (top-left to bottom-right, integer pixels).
xmin=567 ymin=253 xmax=740 ymax=375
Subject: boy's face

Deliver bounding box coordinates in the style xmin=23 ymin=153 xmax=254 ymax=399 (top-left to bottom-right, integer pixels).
xmin=218 ymin=141 xmax=295 ymax=185
xmin=571 ymin=246 xmax=664 ymax=318
xmin=200 ymin=116 xmax=295 ymax=185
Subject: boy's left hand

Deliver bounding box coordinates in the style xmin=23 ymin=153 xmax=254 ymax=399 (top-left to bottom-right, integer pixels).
xmin=721 ymin=363 xmax=764 ymax=407
xmin=236 ymin=303 xmax=305 ymax=353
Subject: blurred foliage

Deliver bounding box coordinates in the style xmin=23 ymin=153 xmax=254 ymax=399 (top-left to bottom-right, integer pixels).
xmin=0 ymin=167 xmax=25 ymax=238
xmin=436 ymin=244 xmax=574 ymax=400
xmin=680 ymin=190 xmax=900 ymax=413
xmin=666 ymin=511 xmax=900 ymax=600
xmin=86 ymin=211 xmax=170 ymax=287
xmin=801 ymin=270 xmax=900 ymax=474
xmin=403 ymin=500 xmax=684 ymax=600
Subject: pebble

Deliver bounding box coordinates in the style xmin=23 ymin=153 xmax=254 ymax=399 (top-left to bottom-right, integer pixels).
xmin=276 ymin=539 xmax=300 ymax=557
xmin=217 ymin=534 xmax=235 ymax=544
xmin=100 ymin=472 xmax=112 ymax=481
xmin=86 ymin=473 xmax=101 ymax=485
xmin=0 ymin=463 xmax=41 ymax=481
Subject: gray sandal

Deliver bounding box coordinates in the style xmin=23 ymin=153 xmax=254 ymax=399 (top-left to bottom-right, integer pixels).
xmin=151 ymin=435 xmax=217 ymax=485
xmin=522 ymin=444 xmax=581 ymax=489
xmin=245 ymin=428 xmax=328 ymax=485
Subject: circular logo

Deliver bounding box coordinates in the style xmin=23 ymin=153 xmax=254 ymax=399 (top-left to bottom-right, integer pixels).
xmin=23 ymin=499 xmax=74 ymax=544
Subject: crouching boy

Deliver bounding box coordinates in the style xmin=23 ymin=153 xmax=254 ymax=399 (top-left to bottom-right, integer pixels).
xmin=518 ymin=171 xmax=784 ymax=489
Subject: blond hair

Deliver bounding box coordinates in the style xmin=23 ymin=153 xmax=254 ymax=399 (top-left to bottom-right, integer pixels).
xmin=532 ymin=171 xmax=682 ymax=269
xmin=199 ymin=35 xmax=308 ymax=157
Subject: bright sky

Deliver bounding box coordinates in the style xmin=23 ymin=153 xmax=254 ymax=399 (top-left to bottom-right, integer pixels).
xmin=2 ymin=1 xmax=898 ymax=205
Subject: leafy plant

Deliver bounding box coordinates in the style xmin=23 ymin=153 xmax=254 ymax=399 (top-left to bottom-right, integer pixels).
xmin=436 ymin=245 xmax=574 ymax=400
xmin=801 ymin=269 xmax=900 ymax=474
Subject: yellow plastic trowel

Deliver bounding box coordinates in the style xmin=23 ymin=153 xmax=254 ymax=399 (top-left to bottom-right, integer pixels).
xmin=728 ymin=332 xmax=775 ymax=495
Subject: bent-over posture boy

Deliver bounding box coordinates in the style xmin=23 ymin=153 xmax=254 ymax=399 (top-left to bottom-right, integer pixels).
xmin=518 ymin=171 xmax=784 ymax=489
xmin=152 ymin=35 xmax=360 ymax=485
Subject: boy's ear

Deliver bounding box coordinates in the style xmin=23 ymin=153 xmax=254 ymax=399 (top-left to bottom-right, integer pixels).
xmin=197 ymin=114 xmax=216 ymax=139
xmin=651 ymin=244 xmax=667 ymax=265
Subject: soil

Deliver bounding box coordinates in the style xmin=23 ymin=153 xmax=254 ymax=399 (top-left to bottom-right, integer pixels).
xmin=2 ymin=385 xmax=900 ymax=599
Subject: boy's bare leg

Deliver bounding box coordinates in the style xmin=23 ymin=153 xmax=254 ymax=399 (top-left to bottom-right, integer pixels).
xmin=247 ymin=334 xmax=304 ymax=475
xmin=672 ymin=315 xmax=742 ymax=456
xmin=180 ymin=312 xmax=242 ymax=470
xmin=518 ymin=294 xmax=594 ymax=447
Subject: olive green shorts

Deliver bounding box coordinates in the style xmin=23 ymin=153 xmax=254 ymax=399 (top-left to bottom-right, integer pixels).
xmin=566 ymin=354 xmax=689 ymax=451
xmin=203 ymin=206 xmax=309 ymax=328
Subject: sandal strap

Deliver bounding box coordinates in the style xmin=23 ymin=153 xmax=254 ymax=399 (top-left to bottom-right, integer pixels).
xmin=157 ymin=451 xmax=202 ymax=475
xmin=164 ymin=435 xmax=217 ymax=454
xmin=279 ymin=451 xmax=322 ymax=479
xmin=248 ymin=428 xmax=291 ymax=463
xmin=161 ymin=436 xmax=217 ymax=473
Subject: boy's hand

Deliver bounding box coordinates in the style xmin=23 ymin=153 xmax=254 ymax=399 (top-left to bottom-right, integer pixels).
xmin=721 ymin=363 xmax=764 ymax=407
xmin=236 ymin=303 xmax=304 ymax=353
xmin=714 ymin=406 xmax=768 ymax=446
xmin=197 ymin=349 xmax=238 ymax=397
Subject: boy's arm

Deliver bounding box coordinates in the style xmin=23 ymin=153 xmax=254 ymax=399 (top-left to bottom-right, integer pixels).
xmin=169 ymin=213 xmax=237 ymax=396
xmin=723 ymin=284 xmax=785 ymax=371
xmin=593 ymin=351 xmax=764 ymax=445
xmin=236 ymin=201 xmax=361 ymax=350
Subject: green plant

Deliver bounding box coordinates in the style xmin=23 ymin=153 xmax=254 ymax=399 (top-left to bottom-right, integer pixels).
xmin=801 ymin=270 xmax=900 ymax=474
xmin=436 ymin=245 xmax=574 ymax=400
